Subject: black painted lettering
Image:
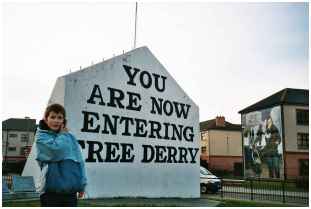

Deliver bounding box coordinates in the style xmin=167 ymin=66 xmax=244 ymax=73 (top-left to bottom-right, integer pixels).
xmin=148 ymin=120 xmax=162 ymax=139
xmin=86 ymin=84 xmax=105 ymax=105
xmin=120 ymin=143 xmax=135 ymax=163
xmin=152 ymin=73 xmax=167 ymax=92
xmin=163 ymin=100 xmax=173 ymax=116
xmin=101 ymin=114 xmax=119 ymax=135
xmin=126 ymin=91 xmax=142 ymax=111
xmin=133 ymin=118 xmax=148 ymax=137
xmin=81 ymin=111 xmax=100 ymax=133
xmin=155 ymin=145 xmax=167 ymax=163
xmin=123 ymin=65 xmax=140 ymax=86
xmin=173 ymin=102 xmax=191 ymax=119
xmin=105 ymin=142 xmax=120 ymax=162
xmin=150 ymin=97 xmax=163 ymax=115
xmin=106 ymin=87 xmax=125 ymax=109
xmin=77 ymin=140 xmax=85 ymax=150
xmin=139 ymin=71 xmax=152 ymax=89
xmin=85 ymin=141 xmax=103 ymax=162
xmin=178 ymin=147 xmax=188 ymax=163
xmin=167 ymin=146 xmax=178 ymax=163
xmin=141 ymin=145 xmax=155 ymax=163
xmin=163 ymin=122 xmax=171 ymax=140
xmin=171 ymin=124 xmax=183 ymax=141
xmin=183 ymin=126 xmax=194 ymax=142
xmin=188 ymin=148 xmax=199 ymax=163
xmin=119 ymin=116 xmax=134 ymax=136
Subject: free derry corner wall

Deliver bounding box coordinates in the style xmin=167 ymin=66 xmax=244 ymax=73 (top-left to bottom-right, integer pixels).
xmin=22 ymin=46 xmax=200 ymax=198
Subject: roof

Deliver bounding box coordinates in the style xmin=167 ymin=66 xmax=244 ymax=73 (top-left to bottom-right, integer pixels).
xmin=239 ymin=88 xmax=309 ymax=114
xmin=200 ymin=119 xmax=241 ymax=132
xmin=2 ymin=118 xmax=37 ymax=132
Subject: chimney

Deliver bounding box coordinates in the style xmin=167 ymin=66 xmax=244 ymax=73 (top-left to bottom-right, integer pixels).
xmin=215 ymin=116 xmax=225 ymax=127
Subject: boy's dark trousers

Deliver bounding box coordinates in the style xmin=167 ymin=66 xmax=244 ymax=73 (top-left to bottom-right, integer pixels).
xmin=40 ymin=192 xmax=77 ymax=207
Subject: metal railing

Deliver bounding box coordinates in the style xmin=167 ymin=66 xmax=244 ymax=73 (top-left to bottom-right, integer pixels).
xmin=218 ymin=178 xmax=309 ymax=205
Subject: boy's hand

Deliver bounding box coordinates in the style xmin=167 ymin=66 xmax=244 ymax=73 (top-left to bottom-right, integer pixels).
xmin=62 ymin=127 xmax=69 ymax=132
xmin=78 ymin=191 xmax=84 ymax=198
xmin=61 ymin=124 xmax=69 ymax=132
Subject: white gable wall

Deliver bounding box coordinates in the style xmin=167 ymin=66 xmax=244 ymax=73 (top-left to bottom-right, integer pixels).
xmin=23 ymin=46 xmax=200 ymax=198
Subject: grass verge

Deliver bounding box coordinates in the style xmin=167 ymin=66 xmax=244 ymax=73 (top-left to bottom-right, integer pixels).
xmin=2 ymin=198 xmax=307 ymax=207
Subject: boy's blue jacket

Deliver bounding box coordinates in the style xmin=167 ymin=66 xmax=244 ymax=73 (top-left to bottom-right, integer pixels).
xmin=35 ymin=121 xmax=87 ymax=193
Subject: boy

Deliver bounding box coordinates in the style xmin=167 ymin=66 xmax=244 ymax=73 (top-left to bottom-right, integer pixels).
xmin=35 ymin=103 xmax=87 ymax=207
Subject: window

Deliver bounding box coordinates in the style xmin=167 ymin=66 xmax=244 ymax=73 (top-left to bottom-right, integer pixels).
xmin=201 ymin=146 xmax=207 ymax=154
xmin=20 ymin=147 xmax=27 ymax=156
xmin=299 ymin=159 xmax=309 ymax=176
xmin=21 ymin=134 xmax=29 ymax=142
xmin=20 ymin=146 xmax=32 ymax=156
xmin=296 ymin=109 xmax=309 ymax=125
xmin=8 ymin=147 xmax=16 ymax=151
xmin=9 ymin=134 xmax=18 ymax=138
xmin=297 ymin=133 xmax=309 ymax=149
xmin=201 ymin=132 xmax=208 ymax=141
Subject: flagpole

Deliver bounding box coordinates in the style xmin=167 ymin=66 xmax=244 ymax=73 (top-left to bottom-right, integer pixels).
xmin=134 ymin=2 xmax=138 ymax=49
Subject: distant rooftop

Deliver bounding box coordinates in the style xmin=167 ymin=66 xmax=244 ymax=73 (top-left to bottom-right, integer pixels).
xmin=200 ymin=118 xmax=241 ymax=132
xmin=239 ymin=88 xmax=309 ymax=114
xmin=2 ymin=118 xmax=37 ymax=131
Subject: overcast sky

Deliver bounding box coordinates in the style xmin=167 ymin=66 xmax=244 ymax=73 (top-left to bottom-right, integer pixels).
xmin=2 ymin=2 xmax=309 ymax=124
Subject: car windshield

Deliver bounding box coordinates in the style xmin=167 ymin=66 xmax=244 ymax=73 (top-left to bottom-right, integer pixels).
xmin=200 ymin=167 xmax=212 ymax=175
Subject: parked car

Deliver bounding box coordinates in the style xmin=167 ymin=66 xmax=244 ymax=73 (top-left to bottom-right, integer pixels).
xmin=200 ymin=166 xmax=221 ymax=194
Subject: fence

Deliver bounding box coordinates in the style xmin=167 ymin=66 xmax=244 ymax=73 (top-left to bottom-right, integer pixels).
xmin=219 ymin=178 xmax=308 ymax=205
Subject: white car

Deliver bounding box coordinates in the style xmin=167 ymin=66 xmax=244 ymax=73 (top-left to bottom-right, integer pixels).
xmin=200 ymin=166 xmax=221 ymax=194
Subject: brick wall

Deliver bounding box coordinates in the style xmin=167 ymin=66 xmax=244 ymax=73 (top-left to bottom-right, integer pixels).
xmin=285 ymin=152 xmax=308 ymax=178
xmin=209 ymin=156 xmax=242 ymax=171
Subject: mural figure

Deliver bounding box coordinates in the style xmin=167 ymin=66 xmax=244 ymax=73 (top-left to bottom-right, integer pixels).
xmin=262 ymin=117 xmax=281 ymax=178
xmin=243 ymin=106 xmax=283 ymax=179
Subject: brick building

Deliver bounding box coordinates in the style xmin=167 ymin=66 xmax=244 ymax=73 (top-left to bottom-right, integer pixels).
xmin=2 ymin=118 xmax=37 ymax=174
xmin=239 ymin=88 xmax=308 ymax=179
xmin=200 ymin=116 xmax=242 ymax=176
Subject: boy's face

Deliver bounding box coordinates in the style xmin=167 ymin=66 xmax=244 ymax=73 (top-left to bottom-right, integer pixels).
xmin=44 ymin=111 xmax=64 ymax=131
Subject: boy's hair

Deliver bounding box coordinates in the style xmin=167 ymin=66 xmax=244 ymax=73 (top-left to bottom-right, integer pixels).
xmin=44 ymin=103 xmax=66 ymax=119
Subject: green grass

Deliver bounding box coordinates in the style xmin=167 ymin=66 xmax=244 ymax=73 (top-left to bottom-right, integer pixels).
xmin=2 ymin=199 xmax=180 ymax=207
xmin=217 ymin=199 xmax=301 ymax=207
xmin=3 ymin=200 xmax=93 ymax=207
xmin=2 ymin=200 xmax=40 ymax=207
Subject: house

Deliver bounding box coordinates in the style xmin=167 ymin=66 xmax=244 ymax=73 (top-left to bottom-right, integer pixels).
xmin=2 ymin=117 xmax=36 ymax=174
xmin=239 ymin=88 xmax=308 ymax=179
xmin=200 ymin=116 xmax=242 ymax=176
